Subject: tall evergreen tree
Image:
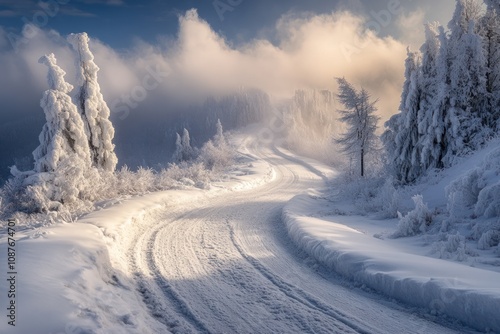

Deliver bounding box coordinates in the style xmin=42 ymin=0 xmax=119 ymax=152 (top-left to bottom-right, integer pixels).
xmin=418 ymin=23 xmax=441 ymax=171
xmin=68 ymin=32 xmax=118 ymax=172
xmin=448 ymin=21 xmax=488 ymax=157
xmin=336 ymin=78 xmax=379 ymax=177
xmin=480 ymin=6 xmax=500 ymax=129
xmin=446 ymin=1 xmax=488 ymax=163
xmin=394 ymin=49 xmax=423 ymax=183
xmin=422 ymin=26 xmax=451 ymax=169
xmin=28 ymin=53 xmax=91 ymax=209
xmin=172 ymin=133 xmax=183 ymax=163
xmin=172 ymin=129 xmax=196 ymax=162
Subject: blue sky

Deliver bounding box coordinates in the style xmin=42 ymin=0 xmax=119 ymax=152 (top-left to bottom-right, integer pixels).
xmin=0 ymin=0 xmax=456 ymax=49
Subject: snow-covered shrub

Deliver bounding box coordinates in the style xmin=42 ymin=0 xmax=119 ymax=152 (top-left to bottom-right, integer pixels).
xmin=446 ymin=147 xmax=500 ymax=220
xmin=372 ymin=178 xmax=401 ymax=218
xmin=432 ymin=233 xmax=468 ymax=261
xmin=475 ymin=182 xmax=500 ymax=218
xmin=478 ymin=230 xmax=500 ymax=250
xmin=446 ymin=168 xmax=484 ymax=216
xmin=332 ymin=174 xmax=402 ymax=217
xmin=392 ymin=195 xmax=433 ymax=238
xmin=161 ymin=162 xmax=210 ymax=186
xmin=198 ymin=140 xmax=234 ymax=172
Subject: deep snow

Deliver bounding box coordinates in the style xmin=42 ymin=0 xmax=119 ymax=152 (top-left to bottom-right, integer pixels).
xmin=0 ymin=136 xmax=492 ymax=333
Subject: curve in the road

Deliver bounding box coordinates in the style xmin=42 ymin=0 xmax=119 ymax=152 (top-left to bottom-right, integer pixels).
xmin=126 ymin=141 xmax=466 ymax=334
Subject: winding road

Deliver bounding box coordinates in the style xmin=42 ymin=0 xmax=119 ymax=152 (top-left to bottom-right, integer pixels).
xmin=122 ymin=141 xmax=467 ymax=333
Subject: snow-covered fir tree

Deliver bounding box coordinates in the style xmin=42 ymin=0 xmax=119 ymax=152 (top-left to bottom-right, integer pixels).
xmin=172 ymin=128 xmax=195 ymax=162
xmin=420 ymin=26 xmax=451 ymax=170
xmin=68 ymin=32 xmax=118 ymax=172
xmin=181 ymin=128 xmax=195 ymax=160
xmin=25 ymin=53 xmax=91 ymax=210
xmin=385 ymin=49 xmax=423 ymax=183
xmin=172 ymin=133 xmax=183 ymax=163
xmin=384 ymin=0 xmax=498 ymax=183
xmin=445 ymin=1 xmax=488 ymax=162
xmin=336 ymin=78 xmax=379 ymax=177
xmin=417 ymin=23 xmax=441 ymax=173
xmin=480 ymin=5 xmax=500 ymax=129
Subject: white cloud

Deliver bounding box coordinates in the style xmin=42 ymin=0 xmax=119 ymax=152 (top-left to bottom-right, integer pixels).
xmin=0 ymin=8 xmax=409 ymax=123
xmin=158 ymin=9 xmax=407 ymax=120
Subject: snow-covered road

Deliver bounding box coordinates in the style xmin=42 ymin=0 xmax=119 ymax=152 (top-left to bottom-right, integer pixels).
xmin=122 ymin=142 xmax=465 ymax=334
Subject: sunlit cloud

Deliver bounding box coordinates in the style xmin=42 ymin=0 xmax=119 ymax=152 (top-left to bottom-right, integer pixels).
xmin=0 ymin=7 xmax=410 ymax=125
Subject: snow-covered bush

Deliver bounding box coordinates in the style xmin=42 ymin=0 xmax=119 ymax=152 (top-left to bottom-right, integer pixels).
xmin=392 ymin=195 xmax=433 ymax=238
xmin=198 ymin=140 xmax=233 ymax=171
xmin=478 ymin=230 xmax=500 ymax=250
xmin=332 ymin=174 xmax=402 ymax=218
xmin=432 ymin=233 xmax=468 ymax=261
xmin=446 ymin=146 xmax=500 ymax=220
xmin=475 ymin=182 xmax=500 ymax=218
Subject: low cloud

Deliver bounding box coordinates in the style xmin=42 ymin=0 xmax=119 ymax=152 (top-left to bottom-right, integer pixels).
xmin=0 ymin=8 xmax=410 ymax=125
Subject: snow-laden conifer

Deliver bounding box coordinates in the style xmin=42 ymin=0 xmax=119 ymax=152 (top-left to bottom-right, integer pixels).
xmin=336 ymin=78 xmax=379 ymax=177
xmin=26 ymin=53 xmax=91 ymax=210
xmin=68 ymin=32 xmax=117 ymax=171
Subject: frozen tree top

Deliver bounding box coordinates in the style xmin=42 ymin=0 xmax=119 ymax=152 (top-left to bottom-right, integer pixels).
xmin=38 ymin=53 xmax=73 ymax=93
xmin=67 ymin=32 xmax=95 ymax=63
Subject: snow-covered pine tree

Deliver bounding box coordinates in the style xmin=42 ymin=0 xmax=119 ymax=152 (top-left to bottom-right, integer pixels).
xmin=172 ymin=129 xmax=196 ymax=163
xmin=418 ymin=23 xmax=442 ymax=171
xmin=446 ymin=0 xmax=488 ymax=163
xmin=448 ymin=0 xmax=483 ymax=35
xmin=480 ymin=5 xmax=500 ymax=130
xmin=68 ymin=32 xmax=118 ymax=172
xmin=181 ymin=128 xmax=195 ymax=161
xmin=336 ymin=78 xmax=379 ymax=177
xmin=26 ymin=53 xmax=91 ymax=210
xmin=390 ymin=49 xmax=423 ymax=183
xmin=420 ymin=26 xmax=451 ymax=170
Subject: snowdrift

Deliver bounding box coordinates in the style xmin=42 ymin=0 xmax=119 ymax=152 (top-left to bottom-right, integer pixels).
xmin=282 ymin=193 xmax=500 ymax=332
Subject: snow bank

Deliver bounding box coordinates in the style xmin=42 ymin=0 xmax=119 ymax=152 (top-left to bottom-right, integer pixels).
xmin=282 ymin=193 xmax=500 ymax=332
xmin=0 ymin=138 xmax=276 ymax=333
xmin=0 ymin=222 xmax=150 ymax=334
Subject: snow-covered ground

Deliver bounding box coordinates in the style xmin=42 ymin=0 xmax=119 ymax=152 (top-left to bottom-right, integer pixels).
xmin=0 ymin=135 xmax=488 ymax=333
xmin=283 ymin=140 xmax=500 ymax=333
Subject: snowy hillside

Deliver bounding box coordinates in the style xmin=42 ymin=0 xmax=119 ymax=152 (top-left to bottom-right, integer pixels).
xmin=283 ymin=138 xmax=500 ymax=333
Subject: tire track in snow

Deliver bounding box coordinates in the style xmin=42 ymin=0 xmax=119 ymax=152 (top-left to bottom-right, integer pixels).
xmin=146 ymin=226 xmax=213 ymax=334
xmin=129 ymin=208 xmax=211 ymax=334
xmin=226 ymin=219 xmax=373 ymax=334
